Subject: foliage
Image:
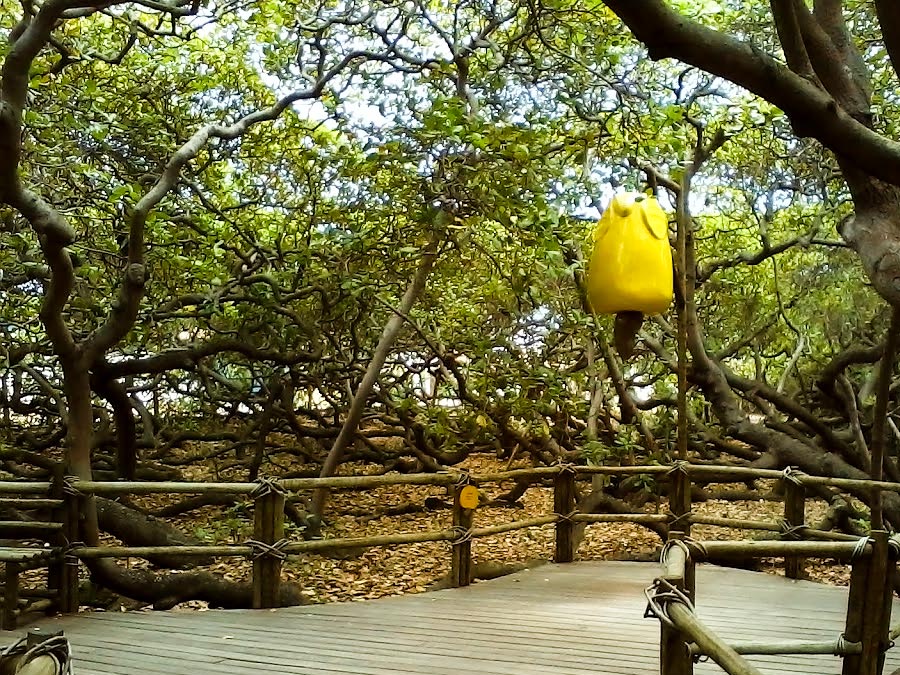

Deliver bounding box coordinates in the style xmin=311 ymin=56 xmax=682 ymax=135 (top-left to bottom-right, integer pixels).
xmin=2 ymin=1 xmax=900 ymax=595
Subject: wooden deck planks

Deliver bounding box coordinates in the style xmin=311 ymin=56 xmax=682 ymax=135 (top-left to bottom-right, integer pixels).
xmin=11 ymin=561 xmax=900 ymax=675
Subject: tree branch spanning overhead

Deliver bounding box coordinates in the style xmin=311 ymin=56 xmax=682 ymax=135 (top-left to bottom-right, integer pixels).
xmin=5 ymin=0 xmax=900 ymax=610
xmin=601 ymin=1 xmax=900 ymax=183
xmin=874 ymin=0 xmax=900 ymax=83
xmin=602 ymin=0 xmax=900 ymax=306
xmin=769 ymin=0 xmax=814 ymax=79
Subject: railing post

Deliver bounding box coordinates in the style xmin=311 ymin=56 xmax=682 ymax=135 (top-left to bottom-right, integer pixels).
xmin=842 ymin=531 xmax=891 ymax=675
xmin=661 ymin=464 xmax=694 ymax=675
xmin=554 ymin=467 xmax=576 ymax=563
xmin=659 ymin=536 xmax=693 ymax=675
xmin=2 ymin=562 xmax=19 ymax=630
xmin=451 ymin=482 xmax=475 ymax=587
xmin=782 ymin=478 xmax=806 ymax=579
xmin=863 ymin=531 xmax=892 ymax=675
xmin=251 ymin=481 xmax=285 ymax=609
xmin=878 ymin=534 xmax=899 ymax=675
xmin=56 ymin=477 xmax=80 ymax=615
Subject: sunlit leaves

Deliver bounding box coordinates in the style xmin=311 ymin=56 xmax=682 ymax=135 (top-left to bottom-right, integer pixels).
xmin=1 ymin=0 xmax=897 ymax=465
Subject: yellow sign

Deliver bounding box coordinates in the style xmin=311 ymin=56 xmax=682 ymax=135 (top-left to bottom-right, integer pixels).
xmin=459 ymin=485 xmax=479 ymax=510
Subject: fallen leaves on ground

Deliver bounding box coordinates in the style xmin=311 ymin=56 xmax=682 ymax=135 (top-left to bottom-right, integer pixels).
xmin=121 ymin=453 xmax=856 ymax=611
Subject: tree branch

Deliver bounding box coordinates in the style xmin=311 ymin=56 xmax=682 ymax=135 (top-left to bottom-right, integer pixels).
xmin=869 ymin=306 xmax=900 ymax=529
xmin=601 ymin=0 xmax=900 ymax=183
xmin=698 ymin=227 xmax=817 ymax=282
xmin=103 ymin=340 xmax=323 ymax=379
xmin=85 ymin=48 xmax=380 ymax=360
xmin=0 ymin=0 xmax=69 ymax=198
xmin=817 ymin=344 xmax=883 ymax=400
xmin=769 ymin=0 xmax=815 ymax=78
xmin=813 ymin=0 xmax=870 ymax=101
xmin=790 ymin=0 xmax=867 ymax=116
xmin=874 ymin=0 xmax=900 ymax=85
xmin=835 ymin=374 xmax=870 ymax=471
xmin=311 ymin=232 xmax=443 ymax=519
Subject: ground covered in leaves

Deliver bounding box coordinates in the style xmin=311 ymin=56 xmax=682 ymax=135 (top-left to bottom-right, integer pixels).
xmin=104 ymin=451 xmax=855 ymax=612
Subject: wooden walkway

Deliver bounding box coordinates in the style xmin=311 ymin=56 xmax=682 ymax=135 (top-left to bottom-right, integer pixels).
xmin=16 ymin=561 xmax=900 ymax=674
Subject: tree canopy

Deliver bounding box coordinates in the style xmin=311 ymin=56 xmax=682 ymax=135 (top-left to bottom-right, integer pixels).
xmin=2 ymin=0 xmax=900 ymax=605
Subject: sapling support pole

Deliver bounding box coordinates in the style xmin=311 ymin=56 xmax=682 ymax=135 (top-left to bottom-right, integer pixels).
xmin=670 ymin=154 xmax=695 ymax=541
xmin=657 ymin=146 xmax=698 ymax=675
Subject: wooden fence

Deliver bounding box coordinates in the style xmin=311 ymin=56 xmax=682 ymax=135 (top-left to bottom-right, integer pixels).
xmin=1 ymin=462 xmax=899 ymax=674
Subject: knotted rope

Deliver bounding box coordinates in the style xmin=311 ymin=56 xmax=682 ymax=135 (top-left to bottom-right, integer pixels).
xmin=643 ymin=577 xmax=694 ymax=629
xmin=450 ymin=526 xmax=472 ymax=546
xmin=781 ymin=466 xmax=805 ymax=486
xmin=250 ymin=477 xmax=286 ymax=499
xmin=246 ymin=538 xmax=289 ymax=560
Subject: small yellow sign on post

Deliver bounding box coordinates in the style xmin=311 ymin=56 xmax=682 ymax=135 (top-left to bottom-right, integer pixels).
xmin=459 ymin=485 xmax=480 ymax=510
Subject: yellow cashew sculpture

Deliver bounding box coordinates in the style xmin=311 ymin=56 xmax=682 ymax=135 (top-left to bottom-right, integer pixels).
xmin=586 ymin=193 xmax=673 ymax=358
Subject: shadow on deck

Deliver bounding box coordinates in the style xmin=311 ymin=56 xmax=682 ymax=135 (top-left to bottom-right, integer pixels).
xmin=16 ymin=561 xmax=900 ymax=675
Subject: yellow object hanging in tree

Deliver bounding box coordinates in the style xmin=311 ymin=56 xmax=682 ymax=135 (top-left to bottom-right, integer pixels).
xmin=586 ymin=192 xmax=673 ymax=358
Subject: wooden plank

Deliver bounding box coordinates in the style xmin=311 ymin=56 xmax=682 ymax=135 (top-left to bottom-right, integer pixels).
xmin=66 ymin=629 xmax=632 ymax=675
xmin=12 ymin=561 xmax=900 ymax=675
xmin=65 ymin=610 xmax=668 ymax=663
xmin=65 ymin=620 xmax=844 ymax=672
xmin=68 ymin=627 xmax=657 ymax=675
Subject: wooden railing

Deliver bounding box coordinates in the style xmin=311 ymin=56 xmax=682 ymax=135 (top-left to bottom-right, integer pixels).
xmin=645 ymin=464 xmax=899 ymax=675
xmin=649 ymin=535 xmax=897 ymax=675
xmin=0 ymin=462 xmax=899 ymax=673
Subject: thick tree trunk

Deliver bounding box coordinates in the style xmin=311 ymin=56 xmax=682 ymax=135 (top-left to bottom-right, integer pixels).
xmin=91 ymin=372 xmax=138 ymax=480
xmin=95 ymin=498 xmax=215 ymax=568
xmin=62 ymin=363 xmax=106 ymax=554
xmin=84 ymin=558 xmax=304 ymax=610
xmin=838 ymin=174 xmax=900 ymax=305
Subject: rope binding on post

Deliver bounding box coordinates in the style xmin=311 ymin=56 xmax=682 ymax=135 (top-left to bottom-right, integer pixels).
xmin=453 ymin=469 xmax=471 ymax=487
xmin=660 ymin=537 xmax=691 ymax=562
xmin=850 ymin=536 xmax=871 ymax=562
xmin=665 ymin=509 xmax=693 ymax=531
xmin=554 ymin=462 xmax=577 ymax=476
xmin=553 ymin=510 xmax=578 ymax=523
xmin=781 ymin=466 xmax=805 ymax=486
xmin=779 ymin=520 xmax=806 ymax=540
xmin=245 ymin=538 xmax=289 ymax=560
xmin=250 ymin=477 xmax=286 ymax=499
xmin=450 ymin=526 xmax=472 ymax=546
xmin=643 ymin=577 xmax=694 ymax=629
xmin=666 ymin=460 xmax=689 ymax=476
xmin=61 ymin=476 xmax=82 ymax=498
